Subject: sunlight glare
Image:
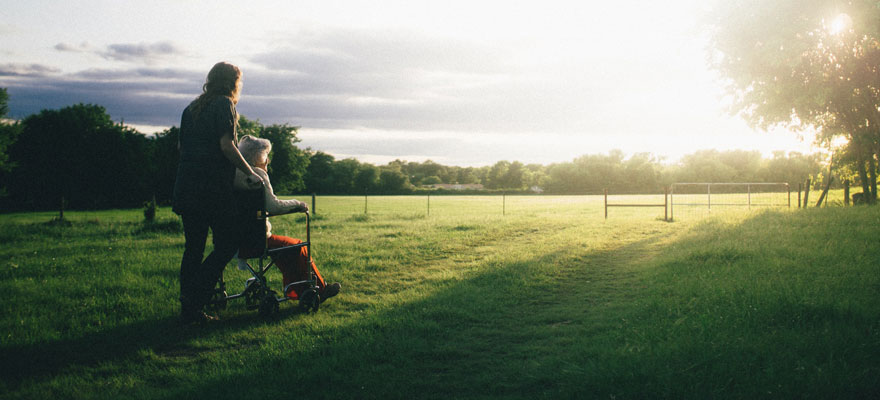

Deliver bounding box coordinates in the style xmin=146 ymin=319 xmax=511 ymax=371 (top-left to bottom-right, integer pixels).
xmin=828 ymin=13 xmax=852 ymax=35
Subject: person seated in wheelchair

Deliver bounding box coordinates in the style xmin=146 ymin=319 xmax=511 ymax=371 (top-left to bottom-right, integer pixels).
xmin=233 ymin=135 xmax=341 ymax=301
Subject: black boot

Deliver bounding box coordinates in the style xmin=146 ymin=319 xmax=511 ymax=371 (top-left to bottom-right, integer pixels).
xmin=320 ymin=282 xmax=341 ymax=302
xmin=180 ymin=296 xmax=217 ymax=324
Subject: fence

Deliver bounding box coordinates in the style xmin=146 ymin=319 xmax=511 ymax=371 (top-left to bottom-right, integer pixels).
xmin=670 ymin=182 xmax=790 ymax=219
xmin=604 ymin=188 xmax=668 ymax=221
xmin=294 ymin=184 xmax=798 ymax=220
xmin=301 ymin=194 xmax=605 ymax=217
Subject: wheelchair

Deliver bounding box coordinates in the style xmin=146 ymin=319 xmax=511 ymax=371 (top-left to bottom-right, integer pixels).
xmin=207 ymin=185 xmax=322 ymax=317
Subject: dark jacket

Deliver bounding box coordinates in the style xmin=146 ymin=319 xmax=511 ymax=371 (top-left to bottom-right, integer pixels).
xmin=172 ymin=96 xmax=238 ymax=215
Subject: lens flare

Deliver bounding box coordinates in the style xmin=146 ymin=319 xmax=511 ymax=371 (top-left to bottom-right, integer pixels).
xmin=828 ymin=13 xmax=852 ymax=35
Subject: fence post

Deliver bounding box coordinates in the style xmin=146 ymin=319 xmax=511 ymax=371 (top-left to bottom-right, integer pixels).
xmin=748 ymin=183 xmax=752 ymax=210
xmin=798 ymin=183 xmax=802 ymax=208
xmin=816 ymin=176 xmax=833 ymax=207
xmin=604 ymin=188 xmax=608 ymax=220
xmin=844 ymin=180 xmax=850 ymax=206
xmin=502 ymin=193 xmax=506 ymax=216
xmin=664 ymin=186 xmax=668 ymax=221
xmin=707 ymin=183 xmax=711 ymax=212
xmin=803 ymin=179 xmax=811 ymax=207
xmin=364 ymin=188 xmax=368 ymax=214
xmin=312 ymin=193 xmax=316 ymax=215
xmin=787 ymin=183 xmax=791 ymax=208
xmin=427 ymin=194 xmax=431 ymax=216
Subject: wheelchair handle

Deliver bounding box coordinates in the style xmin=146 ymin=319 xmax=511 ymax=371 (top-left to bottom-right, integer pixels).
xmin=305 ymin=211 xmax=311 ymax=250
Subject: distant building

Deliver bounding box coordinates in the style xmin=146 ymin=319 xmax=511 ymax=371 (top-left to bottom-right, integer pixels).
xmin=427 ymin=183 xmax=485 ymax=190
xmin=530 ymin=186 xmax=544 ymax=193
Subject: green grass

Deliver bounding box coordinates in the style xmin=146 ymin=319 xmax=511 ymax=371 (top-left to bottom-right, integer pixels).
xmin=1 ymin=193 xmax=878 ymax=399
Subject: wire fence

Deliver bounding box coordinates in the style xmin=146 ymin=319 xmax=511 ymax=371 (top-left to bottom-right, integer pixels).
xmin=284 ymin=183 xmax=855 ymax=221
xmin=670 ymin=183 xmax=791 ymax=219
xmin=297 ymin=194 xmax=609 ymax=218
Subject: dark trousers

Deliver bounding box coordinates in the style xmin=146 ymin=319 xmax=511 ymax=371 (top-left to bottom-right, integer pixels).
xmin=180 ymin=210 xmax=239 ymax=309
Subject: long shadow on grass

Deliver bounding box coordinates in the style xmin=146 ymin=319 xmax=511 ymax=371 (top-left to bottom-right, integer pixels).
xmin=0 ymin=300 xmax=298 ymax=391
xmin=150 ymin=209 xmax=880 ymax=399
xmin=6 ymin=209 xmax=879 ymax=398
xmin=0 ymin=223 xmax=662 ymax=398
xmin=137 ymin=235 xmax=669 ymax=399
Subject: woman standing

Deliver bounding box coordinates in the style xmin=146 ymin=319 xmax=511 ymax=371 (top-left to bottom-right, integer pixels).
xmin=172 ymin=62 xmax=261 ymax=324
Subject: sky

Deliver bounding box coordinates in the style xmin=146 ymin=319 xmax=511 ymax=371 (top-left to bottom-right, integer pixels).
xmin=0 ymin=0 xmax=820 ymax=167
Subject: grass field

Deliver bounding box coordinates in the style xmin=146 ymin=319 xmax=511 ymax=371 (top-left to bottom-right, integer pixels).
xmin=1 ymin=193 xmax=878 ymax=399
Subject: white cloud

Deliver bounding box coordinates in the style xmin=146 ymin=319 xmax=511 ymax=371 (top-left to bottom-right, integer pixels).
xmin=54 ymin=42 xmax=92 ymax=53
xmin=101 ymin=41 xmax=184 ymax=64
xmin=0 ymin=63 xmax=61 ymax=77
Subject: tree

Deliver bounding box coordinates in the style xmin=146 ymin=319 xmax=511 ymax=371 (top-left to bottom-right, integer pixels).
xmin=707 ymin=0 xmax=880 ymax=201
xmin=152 ymin=127 xmax=179 ymax=204
xmin=524 ymin=163 xmax=548 ymax=189
xmin=501 ymin=161 xmax=526 ymax=190
xmin=237 ymin=115 xmax=262 ymax=138
xmin=421 ymin=175 xmax=442 ymax=185
xmin=332 ymin=158 xmax=360 ymax=194
xmin=7 ymin=104 xmax=154 ymax=210
xmin=305 ymin=151 xmax=336 ymax=194
xmin=486 ymin=161 xmax=510 ymax=189
xmin=0 ymin=88 xmax=7 ymax=118
xmin=677 ymin=150 xmax=738 ymax=183
xmin=572 ymin=150 xmax=625 ymax=193
xmin=0 ymin=88 xmax=22 ymax=179
xmin=378 ymin=164 xmax=411 ymax=193
xmin=623 ymin=153 xmax=660 ymax=192
xmin=354 ymin=163 xmax=380 ymax=193
xmin=762 ymin=151 xmax=824 ymax=186
xmin=0 ymin=91 xmax=22 ymax=199
xmin=455 ymin=167 xmax=480 ymax=184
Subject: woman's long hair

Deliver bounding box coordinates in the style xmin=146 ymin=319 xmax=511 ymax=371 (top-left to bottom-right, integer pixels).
xmin=191 ymin=61 xmax=242 ymax=118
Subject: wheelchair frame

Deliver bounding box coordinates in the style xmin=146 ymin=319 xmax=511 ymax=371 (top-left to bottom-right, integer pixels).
xmin=209 ymin=186 xmax=322 ymax=317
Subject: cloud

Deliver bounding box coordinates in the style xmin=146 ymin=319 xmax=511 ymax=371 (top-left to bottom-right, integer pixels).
xmin=0 ymin=63 xmax=61 ymax=77
xmin=248 ymin=29 xmax=510 ymax=99
xmin=3 ymin=66 xmax=200 ymax=125
xmin=54 ymin=40 xmax=185 ymax=65
xmin=54 ymin=42 xmax=92 ymax=53
xmin=241 ymin=28 xmax=611 ymax=134
xmin=100 ymin=41 xmax=183 ymax=63
xmin=4 ymin=26 xmax=672 ymax=141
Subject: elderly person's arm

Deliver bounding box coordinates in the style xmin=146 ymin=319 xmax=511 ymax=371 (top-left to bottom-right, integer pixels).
xmin=253 ymin=169 xmax=308 ymax=215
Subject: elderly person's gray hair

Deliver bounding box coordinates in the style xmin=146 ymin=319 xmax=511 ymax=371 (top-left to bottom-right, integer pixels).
xmin=238 ymin=135 xmax=272 ymax=166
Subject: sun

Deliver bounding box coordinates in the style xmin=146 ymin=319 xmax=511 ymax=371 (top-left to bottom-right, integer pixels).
xmin=828 ymin=13 xmax=852 ymax=35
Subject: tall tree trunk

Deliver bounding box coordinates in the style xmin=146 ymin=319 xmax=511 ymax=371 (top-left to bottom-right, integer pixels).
xmin=869 ymin=153 xmax=878 ymax=203
xmin=857 ymin=152 xmax=870 ymax=197
xmin=872 ymin=130 xmax=880 ymax=203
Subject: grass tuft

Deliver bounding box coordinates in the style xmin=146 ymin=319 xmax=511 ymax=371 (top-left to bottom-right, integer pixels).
xmin=135 ymin=217 xmax=183 ymax=235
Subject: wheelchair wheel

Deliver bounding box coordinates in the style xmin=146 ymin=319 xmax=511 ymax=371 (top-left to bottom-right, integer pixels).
xmin=259 ymin=293 xmax=279 ymax=317
xmin=298 ymin=288 xmax=320 ymax=313
xmin=244 ymin=279 xmax=262 ymax=309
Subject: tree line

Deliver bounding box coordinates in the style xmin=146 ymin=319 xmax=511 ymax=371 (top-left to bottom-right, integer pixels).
xmin=0 ymin=89 xmax=833 ymax=211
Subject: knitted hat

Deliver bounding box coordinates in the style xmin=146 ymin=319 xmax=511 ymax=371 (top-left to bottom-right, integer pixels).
xmin=238 ymin=135 xmax=272 ymax=166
